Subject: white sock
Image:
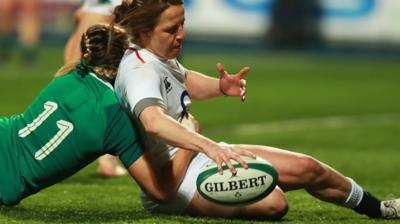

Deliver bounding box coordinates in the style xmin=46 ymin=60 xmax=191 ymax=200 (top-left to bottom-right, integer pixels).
xmin=343 ymin=177 xmax=364 ymax=208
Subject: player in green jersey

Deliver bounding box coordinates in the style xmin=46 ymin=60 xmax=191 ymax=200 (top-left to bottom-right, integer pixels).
xmin=64 ymin=0 xmax=127 ymax=177
xmin=0 ymin=24 xmax=193 ymax=206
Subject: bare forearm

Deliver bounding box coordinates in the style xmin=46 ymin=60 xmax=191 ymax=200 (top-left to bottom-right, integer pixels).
xmin=187 ymin=64 xmax=249 ymax=102
xmin=141 ymin=106 xmax=217 ymax=155
xmin=186 ymin=70 xmax=224 ymax=100
xmin=140 ymin=106 xmax=251 ymax=174
xmin=128 ymin=156 xmax=167 ymax=203
xmin=159 ymin=149 xmax=194 ymax=197
xmin=150 ymin=115 xmax=215 ymax=153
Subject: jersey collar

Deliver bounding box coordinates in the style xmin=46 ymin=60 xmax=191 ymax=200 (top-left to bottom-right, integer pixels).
xmin=88 ymin=72 xmax=114 ymax=91
xmin=128 ymin=43 xmax=169 ymax=63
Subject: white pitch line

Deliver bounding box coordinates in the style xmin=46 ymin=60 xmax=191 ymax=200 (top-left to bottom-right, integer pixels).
xmin=205 ymin=113 xmax=400 ymax=136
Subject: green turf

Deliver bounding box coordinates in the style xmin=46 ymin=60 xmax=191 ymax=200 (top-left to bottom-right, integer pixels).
xmin=1 ymin=47 xmax=400 ymax=223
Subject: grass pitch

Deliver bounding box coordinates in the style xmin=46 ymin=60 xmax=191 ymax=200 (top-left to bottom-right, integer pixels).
xmin=0 ymin=47 xmax=399 ymax=223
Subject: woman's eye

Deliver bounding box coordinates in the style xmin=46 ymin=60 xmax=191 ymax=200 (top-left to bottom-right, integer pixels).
xmin=167 ymin=26 xmax=178 ymax=34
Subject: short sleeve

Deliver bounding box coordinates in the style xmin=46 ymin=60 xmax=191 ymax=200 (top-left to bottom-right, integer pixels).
xmin=115 ymin=61 xmax=166 ymax=118
xmin=103 ymin=105 xmax=143 ymax=168
xmin=176 ymin=60 xmax=187 ymax=78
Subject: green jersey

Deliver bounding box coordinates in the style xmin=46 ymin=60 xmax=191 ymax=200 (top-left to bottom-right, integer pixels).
xmin=0 ymin=70 xmax=143 ymax=206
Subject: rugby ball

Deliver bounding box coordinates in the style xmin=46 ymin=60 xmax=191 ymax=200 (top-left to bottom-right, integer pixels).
xmin=196 ymin=156 xmax=278 ymax=205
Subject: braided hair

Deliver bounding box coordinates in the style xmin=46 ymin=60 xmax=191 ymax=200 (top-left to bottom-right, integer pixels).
xmin=80 ymin=24 xmax=129 ymax=80
xmin=56 ymin=24 xmax=129 ymax=81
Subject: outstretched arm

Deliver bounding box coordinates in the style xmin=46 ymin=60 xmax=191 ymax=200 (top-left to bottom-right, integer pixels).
xmin=127 ymin=149 xmax=194 ymax=203
xmin=140 ymin=106 xmax=255 ymax=174
xmin=186 ymin=63 xmax=249 ymax=101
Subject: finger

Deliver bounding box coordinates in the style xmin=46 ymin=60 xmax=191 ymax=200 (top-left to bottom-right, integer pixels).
xmin=240 ymin=91 xmax=245 ymax=100
xmin=217 ymin=160 xmax=223 ymax=175
xmin=233 ymin=146 xmax=257 ymax=159
xmin=240 ymin=79 xmax=247 ymax=88
xmin=233 ymin=155 xmax=248 ymax=169
xmin=238 ymin=149 xmax=257 ymax=159
xmin=224 ymin=158 xmax=237 ymax=174
xmin=240 ymin=88 xmax=246 ymax=97
xmin=241 ymin=93 xmax=246 ymax=102
xmin=216 ymin=63 xmax=227 ymax=78
xmin=238 ymin=66 xmax=250 ymax=79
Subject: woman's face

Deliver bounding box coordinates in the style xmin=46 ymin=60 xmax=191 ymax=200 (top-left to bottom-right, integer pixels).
xmin=143 ymin=5 xmax=185 ymax=59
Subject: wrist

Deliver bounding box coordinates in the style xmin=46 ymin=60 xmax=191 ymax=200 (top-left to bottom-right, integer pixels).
xmin=219 ymin=79 xmax=228 ymax=96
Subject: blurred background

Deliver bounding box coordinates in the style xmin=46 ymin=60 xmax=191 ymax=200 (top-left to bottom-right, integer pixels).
xmin=2 ymin=0 xmax=400 ymax=60
xmin=0 ymin=1 xmax=399 ymax=223
xmin=185 ymin=0 xmax=400 ymax=49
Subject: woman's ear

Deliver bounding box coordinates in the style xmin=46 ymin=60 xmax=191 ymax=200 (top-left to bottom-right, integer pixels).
xmin=137 ymin=31 xmax=152 ymax=46
xmin=143 ymin=31 xmax=153 ymax=39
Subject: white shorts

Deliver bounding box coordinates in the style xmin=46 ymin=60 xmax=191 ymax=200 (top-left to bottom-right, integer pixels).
xmin=140 ymin=142 xmax=233 ymax=214
xmin=140 ymin=152 xmax=212 ymax=214
xmin=81 ymin=0 xmax=122 ymax=15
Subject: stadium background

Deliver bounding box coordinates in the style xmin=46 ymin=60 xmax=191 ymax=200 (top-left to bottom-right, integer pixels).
xmin=0 ymin=0 xmax=399 ymax=223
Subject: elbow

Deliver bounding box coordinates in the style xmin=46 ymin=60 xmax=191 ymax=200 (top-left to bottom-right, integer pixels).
xmin=143 ymin=121 xmax=161 ymax=137
xmin=153 ymin=180 xmax=178 ymax=204
xmin=158 ymin=193 xmax=175 ymax=204
xmin=150 ymin=189 xmax=175 ymax=204
xmin=140 ymin=111 xmax=164 ymax=137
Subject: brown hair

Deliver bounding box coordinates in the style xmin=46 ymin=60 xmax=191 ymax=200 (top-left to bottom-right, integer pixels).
xmin=56 ymin=24 xmax=129 ymax=80
xmin=113 ymin=0 xmax=183 ymax=41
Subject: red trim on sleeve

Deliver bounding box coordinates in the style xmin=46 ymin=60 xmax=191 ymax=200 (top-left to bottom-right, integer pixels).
xmin=128 ymin=47 xmax=145 ymax=64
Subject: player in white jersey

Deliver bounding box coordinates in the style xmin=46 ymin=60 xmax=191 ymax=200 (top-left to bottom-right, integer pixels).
xmin=64 ymin=0 xmax=125 ymax=176
xmin=81 ymin=0 xmax=122 ymax=15
xmin=116 ymin=44 xmax=256 ymax=214
xmin=113 ymin=0 xmax=400 ymax=220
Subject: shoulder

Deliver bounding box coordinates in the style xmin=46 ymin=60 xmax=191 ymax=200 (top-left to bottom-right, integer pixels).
xmin=118 ymin=49 xmax=163 ymax=82
xmin=120 ymin=45 xmax=163 ymax=68
xmin=39 ymin=71 xmax=78 ymax=96
xmin=136 ymin=48 xmax=161 ymax=65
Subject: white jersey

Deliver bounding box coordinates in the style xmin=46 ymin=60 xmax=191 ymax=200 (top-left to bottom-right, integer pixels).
xmin=81 ymin=0 xmax=122 ymax=15
xmin=115 ymin=43 xmax=191 ymax=166
xmin=116 ymin=44 xmax=221 ymax=213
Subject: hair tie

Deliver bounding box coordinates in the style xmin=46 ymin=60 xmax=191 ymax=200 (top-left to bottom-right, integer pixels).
xmin=76 ymin=59 xmax=95 ymax=77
